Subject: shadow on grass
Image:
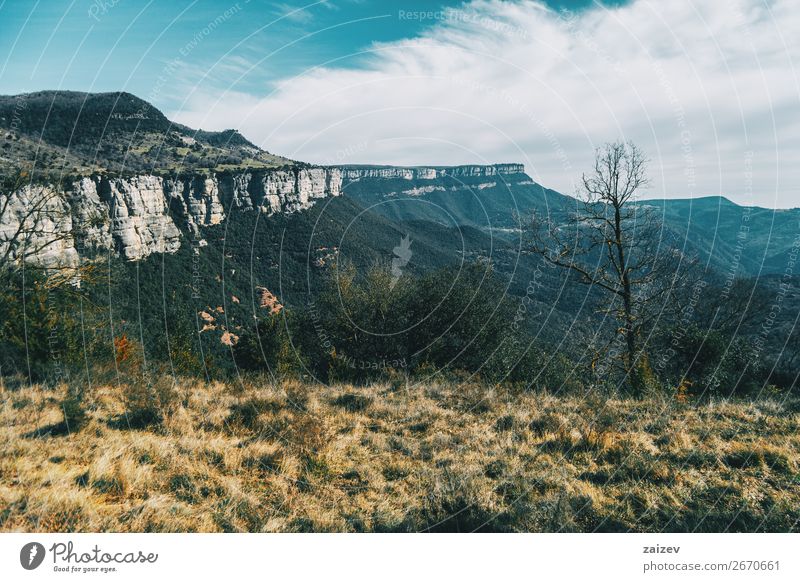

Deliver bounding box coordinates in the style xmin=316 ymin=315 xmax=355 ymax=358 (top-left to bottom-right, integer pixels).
xmin=23 ymin=421 xmax=74 ymax=439
xmin=106 ymin=410 xmax=163 ymax=431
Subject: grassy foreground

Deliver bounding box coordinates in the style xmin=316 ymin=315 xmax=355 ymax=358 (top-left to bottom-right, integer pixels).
xmin=1 ymin=378 xmax=798 ymax=532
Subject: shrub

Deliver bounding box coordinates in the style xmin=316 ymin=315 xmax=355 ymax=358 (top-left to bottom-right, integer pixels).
xmin=121 ymin=373 xmax=177 ymax=429
xmin=657 ymin=326 xmax=767 ymax=397
xmin=0 ymin=267 xmax=102 ymax=382
xmin=331 ymin=392 xmax=372 ymax=412
xmin=60 ymin=384 xmax=87 ymax=433
xmin=226 ymin=397 xmax=282 ymax=431
xmin=301 ymin=262 xmax=553 ymax=384
xmin=233 ymin=313 xmax=307 ymax=379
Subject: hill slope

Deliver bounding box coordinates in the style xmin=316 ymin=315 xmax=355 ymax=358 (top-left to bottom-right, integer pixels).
xmin=0 ymin=90 xmax=292 ymax=177
xmin=641 ymin=196 xmax=800 ymax=276
xmin=343 ymin=170 xmax=800 ymax=277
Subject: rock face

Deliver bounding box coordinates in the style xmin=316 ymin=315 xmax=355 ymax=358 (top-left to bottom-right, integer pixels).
xmin=102 ymin=175 xmax=183 ymax=261
xmin=1 ymin=164 xmax=521 ymax=266
xmin=1 ymin=167 xmax=343 ymax=266
xmin=339 ymin=164 xmax=524 ymax=182
xmin=168 ymin=167 xmax=342 ymax=229
xmin=0 ymin=183 xmax=78 ymax=267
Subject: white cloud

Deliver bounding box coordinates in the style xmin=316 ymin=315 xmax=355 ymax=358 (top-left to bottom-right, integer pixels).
xmin=172 ymin=0 xmax=800 ymax=208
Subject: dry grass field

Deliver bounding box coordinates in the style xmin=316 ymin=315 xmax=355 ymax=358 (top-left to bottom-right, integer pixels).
xmin=1 ymin=378 xmax=798 ymax=532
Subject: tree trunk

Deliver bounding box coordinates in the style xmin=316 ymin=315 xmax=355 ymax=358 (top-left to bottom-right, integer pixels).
xmin=622 ymin=283 xmax=637 ymax=390
xmin=614 ymin=203 xmax=638 ymax=394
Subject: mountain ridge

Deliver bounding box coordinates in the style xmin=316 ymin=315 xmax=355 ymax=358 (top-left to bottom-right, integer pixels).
xmin=0 ymin=90 xmax=292 ymax=177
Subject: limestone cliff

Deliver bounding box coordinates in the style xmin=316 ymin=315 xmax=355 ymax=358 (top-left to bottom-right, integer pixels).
xmin=1 ymin=164 xmax=522 ymax=266
xmin=1 ymin=167 xmax=343 ymax=266
xmin=339 ymin=164 xmax=524 ymax=181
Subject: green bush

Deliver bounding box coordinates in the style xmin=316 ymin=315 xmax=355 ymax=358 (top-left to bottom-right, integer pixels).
xmin=121 ymin=372 xmax=177 ymax=429
xmin=273 ymin=262 xmax=561 ymax=386
xmin=60 ymin=383 xmax=87 ymax=433
xmin=653 ymin=325 xmax=767 ymax=397
xmin=0 ymin=267 xmax=105 ymax=382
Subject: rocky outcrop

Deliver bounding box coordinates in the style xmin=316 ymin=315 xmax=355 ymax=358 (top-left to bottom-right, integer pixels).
xmin=170 ymin=167 xmax=342 ymax=228
xmin=1 ymin=167 xmax=343 ymax=266
xmin=444 ymin=164 xmax=525 ymax=177
xmin=402 ymin=185 xmax=447 ymax=196
xmin=0 ymin=183 xmax=78 ymax=267
xmin=339 ymin=163 xmax=524 ymax=181
xmin=104 ymin=175 xmax=183 ymax=261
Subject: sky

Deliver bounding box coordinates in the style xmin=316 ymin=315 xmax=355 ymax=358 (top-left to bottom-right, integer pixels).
xmin=0 ymin=0 xmax=797 ymax=208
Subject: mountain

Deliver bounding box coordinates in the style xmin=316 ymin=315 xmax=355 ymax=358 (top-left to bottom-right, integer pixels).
xmin=2 ymin=88 xmax=799 ymax=361
xmin=343 ymin=171 xmax=800 ymax=278
xmin=340 ymin=164 xmax=572 ymax=231
xmin=640 ymin=196 xmax=800 ymax=276
xmin=0 ymin=90 xmax=292 ymax=178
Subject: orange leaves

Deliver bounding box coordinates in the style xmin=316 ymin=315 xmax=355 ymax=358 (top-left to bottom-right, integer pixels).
xmin=113 ymin=334 xmax=132 ymax=365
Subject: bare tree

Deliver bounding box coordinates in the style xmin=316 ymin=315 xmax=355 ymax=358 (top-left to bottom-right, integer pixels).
xmin=527 ymin=142 xmax=694 ymax=394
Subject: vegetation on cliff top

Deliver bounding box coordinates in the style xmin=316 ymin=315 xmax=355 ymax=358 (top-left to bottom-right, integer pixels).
xmin=0 ymin=91 xmax=292 ymax=178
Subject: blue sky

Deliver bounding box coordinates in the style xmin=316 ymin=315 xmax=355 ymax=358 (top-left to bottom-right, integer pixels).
xmin=1 ymin=1 xmax=618 ymax=104
xmin=1 ymin=0 xmax=797 ymax=207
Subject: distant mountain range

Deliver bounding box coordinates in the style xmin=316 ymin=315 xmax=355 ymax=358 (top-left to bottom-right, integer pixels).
xmin=342 ymin=168 xmax=800 ymax=278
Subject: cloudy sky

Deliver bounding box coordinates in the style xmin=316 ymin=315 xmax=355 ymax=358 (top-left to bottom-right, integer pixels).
xmin=1 ymin=0 xmax=797 ymax=207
